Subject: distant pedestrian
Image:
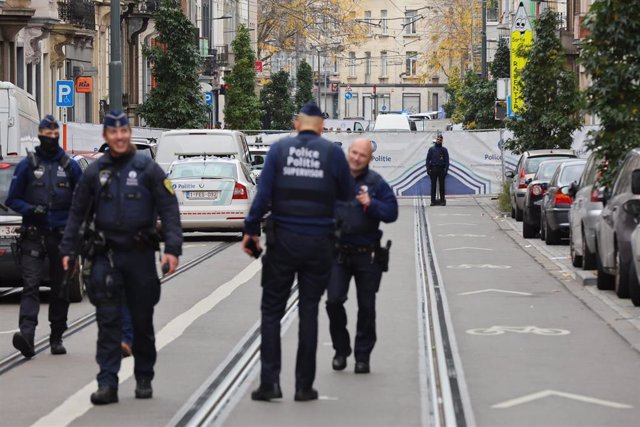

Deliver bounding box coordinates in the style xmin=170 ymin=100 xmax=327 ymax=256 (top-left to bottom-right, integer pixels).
xmin=242 ymin=102 xmax=353 ymax=402
xmin=426 ymin=134 xmax=449 ymax=206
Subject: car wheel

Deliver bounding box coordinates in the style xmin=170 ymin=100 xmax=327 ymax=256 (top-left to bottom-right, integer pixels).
xmin=629 ymin=261 xmax=640 ymax=307
xmin=581 ymin=229 xmax=597 ymax=270
xmin=515 ymin=205 xmax=523 ymax=222
xmin=614 ymin=250 xmax=630 ymax=299
xmin=68 ymin=259 xmax=85 ymax=303
xmin=596 ymin=249 xmax=615 ymax=290
xmin=545 ymin=219 xmax=560 ymax=245
xmin=511 ymin=205 xmax=516 ymax=219
xmin=523 ymin=214 xmax=537 ymax=239
xmin=570 ymin=230 xmax=582 ymax=268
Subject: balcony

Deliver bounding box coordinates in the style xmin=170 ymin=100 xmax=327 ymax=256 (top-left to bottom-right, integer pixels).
xmin=214 ymin=44 xmax=229 ymax=67
xmin=58 ymin=0 xmax=95 ymax=30
xmin=135 ymin=0 xmax=160 ymax=14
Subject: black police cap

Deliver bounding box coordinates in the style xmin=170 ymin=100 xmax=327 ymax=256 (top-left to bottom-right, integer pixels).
xmin=103 ymin=110 xmax=130 ymax=129
xmin=299 ymin=102 xmax=324 ymax=118
xmin=39 ymin=115 xmax=59 ymax=130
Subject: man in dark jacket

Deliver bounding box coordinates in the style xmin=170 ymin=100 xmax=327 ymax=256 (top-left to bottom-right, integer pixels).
xmin=5 ymin=115 xmax=83 ymax=358
xmin=425 ymin=134 xmax=450 ymax=206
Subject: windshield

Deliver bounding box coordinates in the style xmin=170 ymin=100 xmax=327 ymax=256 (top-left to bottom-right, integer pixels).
xmin=559 ymin=164 xmax=585 ymax=187
xmin=535 ymin=162 xmax=563 ymax=180
xmin=251 ymin=153 xmax=267 ymax=170
xmin=0 ymin=165 xmax=19 ymax=216
xmin=169 ymin=162 xmax=238 ymax=180
xmin=525 ymin=155 xmax=574 ymax=174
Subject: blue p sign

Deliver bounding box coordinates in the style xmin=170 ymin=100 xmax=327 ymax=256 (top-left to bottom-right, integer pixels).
xmin=205 ymin=92 xmax=213 ymax=106
xmin=56 ymin=81 xmax=74 ymax=107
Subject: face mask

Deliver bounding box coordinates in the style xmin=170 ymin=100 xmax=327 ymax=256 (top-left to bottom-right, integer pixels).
xmin=38 ymin=135 xmax=59 ymax=153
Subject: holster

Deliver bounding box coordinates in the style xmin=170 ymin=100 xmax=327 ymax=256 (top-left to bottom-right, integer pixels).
xmin=374 ymin=240 xmax=392 ymax=272
xmin=264 ymin=218 xmax=276 ymax=247
xmin=134 ymin=229 xmax=161 ymax=251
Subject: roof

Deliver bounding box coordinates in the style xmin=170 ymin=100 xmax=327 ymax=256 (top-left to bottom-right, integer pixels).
xmin=170 ymin=155 xmax=238 ymax=165
xmin=525 ymin=149 xmax=575 ymax=156
xmin=160 ymin=129 xmax=243 ymax=137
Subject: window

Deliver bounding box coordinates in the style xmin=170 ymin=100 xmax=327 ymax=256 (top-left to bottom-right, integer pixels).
xmin=380 ymin=51 xmax=387 ymax=77
xmin=365 ymin=52 xmax=371 ymax=76
xmin=406 ymin=51 xmax=418 ymax=76
xmin=348 ymin=52 xmax=356 ymax=77
xmin=402 ymin=94 xmax=420 ymax=114
xmin=364 ymin=10 xmax=372 ymax=34
xmin=381 ymin=10 xmax=388 ymax=34
xmin=405 ymin=10 xmax=417 ymax=35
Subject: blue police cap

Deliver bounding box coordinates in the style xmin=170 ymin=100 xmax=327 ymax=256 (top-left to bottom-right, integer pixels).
xmin=299 ymin=102 xmax=324 ymax=118
xmin=103 ymin=110 xmax=130 ymax=129
xmin=39 ymin=115 xmax=59 ymax=130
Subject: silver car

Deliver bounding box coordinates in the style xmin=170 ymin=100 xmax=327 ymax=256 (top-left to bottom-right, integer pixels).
xmin=628 ymin=220 xmax=640 ymax=306
xmin=506 ymin=149 xmax=576 ymax=221
xmin=569 ymin=152 xmax=603 ymax=270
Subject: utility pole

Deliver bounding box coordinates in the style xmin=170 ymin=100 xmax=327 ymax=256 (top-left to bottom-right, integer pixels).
xmin=481 ymin=0 xmax=488 ymax=79
xmin=316 ymin=49 xmax=321 ymax=105
xmin=109 ymin=0 xmax=123 ymax=111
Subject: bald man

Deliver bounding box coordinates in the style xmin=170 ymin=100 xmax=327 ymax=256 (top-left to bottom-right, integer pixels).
xmin=326 ymin=138 xmax=398 ymax=374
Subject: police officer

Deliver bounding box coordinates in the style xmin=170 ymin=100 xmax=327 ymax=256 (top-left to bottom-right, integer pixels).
xmin=60 ymin=111 xmax=183 ymax=405
xmin=5 ymin=115 xmax=83 ymax=358
xmin=326 ymin=138 xmax=398 ymax=374
xmin=242 ymin=102 xmax=352 ymax=402
xmin=426 ymin=134 xmax=450 ymax=206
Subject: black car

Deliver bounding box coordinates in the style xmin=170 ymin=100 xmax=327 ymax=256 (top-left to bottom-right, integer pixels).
xmin=522 ymin=159 xmax=568 ymax=238
xmin=0 ymin=156 xmax=85 ymax=302
xmin=540 ymin=160 xmax=587 ymax=245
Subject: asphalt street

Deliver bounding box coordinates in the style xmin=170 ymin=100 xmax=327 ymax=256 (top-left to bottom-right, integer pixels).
xmin=1 ymin=197 xmax=639 ymax=427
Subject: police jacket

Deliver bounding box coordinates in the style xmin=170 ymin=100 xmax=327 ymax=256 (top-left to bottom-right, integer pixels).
xmin=336 ymin=167 xmax=398 ymax=246
xmin=244 ymin=131 xmax=353 ymax=236
xmin=426 ymin=144 xmax=450 ymax=170
xmin=5 ymin=146 xmax=83 ymax=230
xmin=59 ymin=150 xmax=183 ymax=257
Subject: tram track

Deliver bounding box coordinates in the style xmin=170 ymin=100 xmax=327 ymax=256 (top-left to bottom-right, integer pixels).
xmin=0 ymin=240 xmax=236 ymax=377
xmin=0 ymin=287 xmax=21 ymax=299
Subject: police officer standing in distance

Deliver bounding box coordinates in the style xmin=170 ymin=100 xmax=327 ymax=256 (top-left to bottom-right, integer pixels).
xmin=60 ymin=111 xmax=182 ymax=405
xmin=5 ymin=115 xmax=82 ymax=358
xmin=242 ymin=102 xmax=353 ymax=402
xmin=326 ymin=138 xmax=398 ymax=374
xmin=426 ymin=134 xmax=449 ymax=206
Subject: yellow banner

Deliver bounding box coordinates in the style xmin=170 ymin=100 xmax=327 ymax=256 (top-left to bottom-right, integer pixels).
xmin=510 ymin=30 xmax=533 ymax=114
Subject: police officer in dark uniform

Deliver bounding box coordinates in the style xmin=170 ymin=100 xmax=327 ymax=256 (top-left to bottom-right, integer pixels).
xmin=426 ymin=134 xmax=450 ymax=206
xmin=5 ymin=115 xmax=83 ymax=358
xmin=242 ymin=102 xmax=353 ymax=402
xmin=60 ymin=111 xmax=182 ymax=405
xmin=326 ymin=138 xmax=398 ymax=374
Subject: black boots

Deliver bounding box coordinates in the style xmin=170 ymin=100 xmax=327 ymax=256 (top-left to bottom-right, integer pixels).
xmin=355 ymin=361 xmax=370 ymax=374
xmin=135 ymin=379 xmax=153 ymax=399
xmin=90 ymin=386 xmax=119 ymax=405
xmin=294 ymin=388 xmax=319 ymax=402
xmin=251 ymin=383 xmax=283 ymax=401
xmin=332 ymin=354 xmax=348 ymax=371
xmin=12 ymin=332 xmax=35 ymax=358
xmin=50 ymin=338 xmax=66 ymax=355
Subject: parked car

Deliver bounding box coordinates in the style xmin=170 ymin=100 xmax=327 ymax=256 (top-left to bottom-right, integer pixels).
xmin=627 ymin=212 xmax=640 ymax=306
xmin=0 ymin=157 xmax=85 ymax=301
xmin=168 ymin=155 xmax=257 ymax=232
xmin=539 ymin=159 xmax=586 ymax=245
xmin=506 ymin=149 xmax=577 ymax=221
xmin=595 ymin=149 xmax=640 ymax=297
xmin=248 ymin=144 xmax=269 ymax=181
xmin=522 ymin=159 xmax=567 ymax=238
xmin=568 ymin=152 xmax=604 ymax=269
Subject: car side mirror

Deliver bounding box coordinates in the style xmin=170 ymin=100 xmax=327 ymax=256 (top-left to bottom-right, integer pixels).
xmin=595 ymin=186 xmax=609 ymax=205
xmin=632 ymin=169 xmax=640 ymax=195
xmin=525 ymin=178 xmax=533 ymax=185
xmin=505 ymin=170 xmax=515 ymax=179
xmin=252 ymin=156 xmax=264 ymax=166
xmin=623 ymin=199 xmax=640 ymax=218
xmin=568 ymin=181 xmax=578 ymax=197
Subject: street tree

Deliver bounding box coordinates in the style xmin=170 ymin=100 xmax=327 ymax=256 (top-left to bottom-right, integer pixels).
xmin=295 ymin=60 xmax=313 ymax=111
xmin=505 ymin=9 xmax=582 ymax=154
xmin=581 ymin=0 xmax=640 ymax=184
xmin=491 ymin=38 xmax=510 ymax=79
xmin=261 ymin=71 xmax=295 ymax=130
xmin=224 ymin=24 xmax=262 ymax=130
xmin=139 ymin=0 xmax=207 ymax=128
xmin=460 ymin=72 xmax=498 ymax=130
xmin=443 ymin=69 xmax=463 ymax=121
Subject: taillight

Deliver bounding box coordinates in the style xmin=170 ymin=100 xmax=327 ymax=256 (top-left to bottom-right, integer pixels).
xmin=530 ymin=184 xmax=543 ymax=196
xmin=554 ymin=193 xmax=573 ymax=205
xmin=0 ymin=249 xmax=6 ymax=256
xmin=0 ymin=163 xmax=11 ymax=169
xmin=518 ymin=168 xmax=527 ymax=189
xmin=233 ymin=182 xmax=248 ymax=199
xmin=591 ymin=188 xmax=600 ymax=202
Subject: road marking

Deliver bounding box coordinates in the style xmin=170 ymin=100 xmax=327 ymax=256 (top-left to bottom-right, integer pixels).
xmin=319 ymin=396 xmax=339 ymax=401
xmin=32 ymin=259 xmax=262 ymax=427
xmin=183 ymin=244 xmax=208 ymax=249
xmin=437 ymin=223 xmax=478 ymax=226
xmin=492 ymin=389 xmax=633 ymax=409
xmin=466 ymin=326 xmax=571 ymax=336
xmin=444 ymin=247 xmax=493 ymax=252
xmin=434 ymin=213 xmax=472 ymax=217
xmin=438 ymin=234 xmax=486 ymax=238
xmin=0 ymin=329 xmax=19 ymax=335
xmin=447 ymin=264 xmax=511 ymax=270
xmin=458 ymin=289 xmax=532 ymax=296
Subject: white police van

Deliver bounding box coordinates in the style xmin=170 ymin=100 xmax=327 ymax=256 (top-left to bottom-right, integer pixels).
xmin=0 ymin=82 xmax=39 ymax=158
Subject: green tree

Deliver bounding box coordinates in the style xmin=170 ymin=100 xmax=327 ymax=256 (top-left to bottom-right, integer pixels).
xmin=139 ymin=0 xmax=207 ymax=128
xmin=224 ymin=25 xmax=261 ymax=130
xmin=261 ymin=71 xmax=294 ymax=130
xmin=491 ymin=38 xmax=510 ymax=79
xmin=443 ymin=69 xmax=463 ymax=121
xmin=295 ymin=60 xmax=313 ymax=111
xmin=460 ymin=72 xmax=499 ymax=129
xmin=582 ymin=0 xmax=640 ymax=185
xmin=505 ymin=9 xmax=582 ymax=154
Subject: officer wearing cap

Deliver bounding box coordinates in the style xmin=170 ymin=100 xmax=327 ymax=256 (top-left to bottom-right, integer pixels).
xmin=60 ymin=111 xmax=183 ymax=405
xmin=426 ymin=134 xmax=449 ymax=206
xmin=326 ymin=138 xmax=398 ymax=374
xmin=242 ymin=102 xmax=353 ymax=402
xmin=5 ymin=115 xmax=83 ymax=358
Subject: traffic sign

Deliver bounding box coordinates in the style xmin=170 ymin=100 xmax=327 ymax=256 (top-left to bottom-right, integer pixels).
xmin=204 ymin=92 xmax=213 ymax=106
xmin=510 ymin=2 xmax=533 ymax=115
xmin=330 ymin=82 xmax=339 ymax=93
xmin=381 ymin=105 xmax=387 ymax=111
xmin=345 ymin=85 xmax=352 ymax=93
xmin=345 ymin=92 xmax=353 ymax=100
xmin=255 ymin=61 xmax=263 ymax=73
xmin=56 ymin=80 xmax=74 ymax=107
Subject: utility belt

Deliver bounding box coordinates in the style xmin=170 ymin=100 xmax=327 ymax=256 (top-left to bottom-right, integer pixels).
xmin=104 ymin=229 xmax=161 ymax=252
xmin=336 ymin=240 xmax=392 ymax=272
xmin=18 ymin=225 xmax=64 ymax=240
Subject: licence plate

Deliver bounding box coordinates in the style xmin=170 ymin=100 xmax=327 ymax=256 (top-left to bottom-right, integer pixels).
xmin=186 ymin=191 xmax=220 ymax=200
xmin=0 ymin=225 xmax=19 ymax=236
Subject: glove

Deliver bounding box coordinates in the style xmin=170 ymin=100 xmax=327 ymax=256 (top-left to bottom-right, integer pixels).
xmin=427 ymin=169 xmax=432 ymax=176
xmin=32 ymin=205 xmax=48 ymax=215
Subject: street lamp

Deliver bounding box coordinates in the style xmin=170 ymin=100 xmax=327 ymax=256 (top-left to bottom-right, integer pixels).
xmin=109 ymin=0 xmax=122 ymax=111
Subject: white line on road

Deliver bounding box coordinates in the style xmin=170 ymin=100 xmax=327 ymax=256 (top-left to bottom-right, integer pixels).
xmin=437 ymin=223 xmax=478 ymax=226
xmin=458 ymin=289 xmax=533 ymax=296
xmin=433 ymin=213 xmax=472 ymax=217
xmin=31 ymin=260 xmax=262 ymax=427
xmin=0 ymin=328 xmax=19 ymax=335
xmin=447 ymin=264 xmax=511 ymax=270
xmin=438 ymin=234 xmax=487 ymax=238
xmin=491 ymin=389 xmax=633 ymax=409
xmin=466 ymin=326 xmax=571 ymax=336
xmin=444 ymin=247 xmax=493 ymax=252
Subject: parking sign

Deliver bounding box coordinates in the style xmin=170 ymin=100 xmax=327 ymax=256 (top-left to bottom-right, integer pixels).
xmin=56 ymin=81 xmax=74 ymax=107
xmin=204 ymin=92 xmax=213 ymax=106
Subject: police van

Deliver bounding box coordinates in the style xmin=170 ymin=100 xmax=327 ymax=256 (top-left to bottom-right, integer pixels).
xmin=0 ymin=82 xmax=39 ymax=158
xmin=156 ymin=130 xmax=253 ymax=173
